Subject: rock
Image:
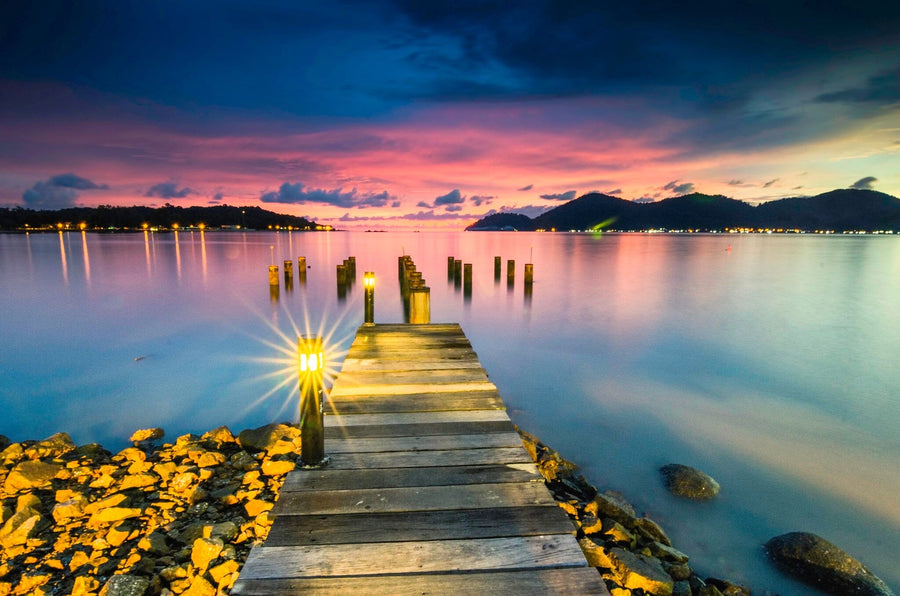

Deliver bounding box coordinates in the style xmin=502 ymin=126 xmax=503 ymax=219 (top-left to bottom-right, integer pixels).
xmin=765 ymin=532 xmax=894 ymax=596
xmin=261 ymin=459 xmax=295 ymax=476
xmin=245 ymin=499 xmax=273 ymax=518
xmin=705 ymin=578 xmax=750 ymax=595
xmin=207 ymin=521 xmax=239 ymax=542
xmin=201 ymin=426 xmax=236 ymax=446
xmin=635 ymin=517 xmax=672 ymax=546
xmin=99 ymin=574 xmax=150 ymax=596
xmin=16 ymin=492 xmax=42 ymax=513
xmin=649 ymin=541 xmax=689 ymax=563
xmin=196 ymin=451 xmax=226 ymax=468
xmin=586 ymin=491 xmax=637 ymax=527
xmin=660 ymin=464 xmax=720 ymax=500
xmin=138 ymin=530 xmax=170 ymax=555
xmin=130 ymin=428 xmax=164 ymax=443
xmin=578 ymin=537 xmax=615 ymax=568
xmin=191 ymin=537 xmax=224 ymax=570
xmin=237 ymin=423 xmax=300 ymax=453
xmin=88 ymin=507 xmax=142 ymax=526
xmin=3 ymin=460 xmax=62 ymax=492
xmin=228 ymin=451 xmax=257 ymax=471
xmin=119 ymin=472 xmax=158 ymax=490
xmin=0 ymin=510 xmax=46 ymax=548
xmin=24 ymin=432 xmax=76 ymax=459
xmin=52 ymin=498 xmax=86 ymax=523
xmin=84 ymin=493 xmax=130 ymax=514
xmin=0 ymin=435 xmax=9 ymax=450
xmin=72 ymin=576 xmax=101 ymax=596
xmin=602 ymin=518 xmax=635 ymax=545
xmin=181 ymin=576 xmax=216 ymax=596
xmin=672 ymin=580 xmax=692 ymax=596
xmin=609 ymin=547 xmax=675 ymax=596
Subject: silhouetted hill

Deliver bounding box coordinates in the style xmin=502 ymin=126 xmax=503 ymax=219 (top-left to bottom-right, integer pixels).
xmin=464 ymin=212 xmax=535 ymax=231
xmin=467 ymin=189 xmax=900 ymax=232
xmin=0 ymin=204 xmax=321 ymax=231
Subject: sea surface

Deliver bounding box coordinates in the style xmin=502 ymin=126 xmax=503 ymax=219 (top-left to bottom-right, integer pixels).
xmin=1 ymin=230 xmax=898 ymax=594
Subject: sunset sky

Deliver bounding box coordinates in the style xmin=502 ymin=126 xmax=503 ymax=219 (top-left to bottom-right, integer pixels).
xmin=1 ymin=1 xmax=898 ymax=229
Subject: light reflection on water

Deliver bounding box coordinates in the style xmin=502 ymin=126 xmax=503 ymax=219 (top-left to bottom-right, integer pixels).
xmin=1 ymin=230 xmax=898 ymax=594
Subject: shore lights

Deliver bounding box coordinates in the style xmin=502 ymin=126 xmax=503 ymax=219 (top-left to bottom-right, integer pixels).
xmin=364 ymin=271 xmax=375 ymax=326
xmin=298 ymin=335 xmax=326 ymax=466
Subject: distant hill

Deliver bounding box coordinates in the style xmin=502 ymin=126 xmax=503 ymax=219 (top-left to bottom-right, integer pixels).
xmin=467 ymin=189 xmax=900 ymax=232
xmin=0 ymin=204 xmax=321 ymax=231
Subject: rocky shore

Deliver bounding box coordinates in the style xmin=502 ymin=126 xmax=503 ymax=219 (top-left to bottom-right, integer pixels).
xmin=2 ymin=426 xmax=893 ymax=595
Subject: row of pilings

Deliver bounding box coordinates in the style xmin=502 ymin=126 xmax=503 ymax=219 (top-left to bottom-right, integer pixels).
xmin=267 ymin=256 xmax=308 ymax=300
xmin=448 ymin=255 xmax=534 ymax=297
xmin=399 ymin=255 xmax=431 ymax=324
xmin=336 ymin=256 xmax=357 ymax=301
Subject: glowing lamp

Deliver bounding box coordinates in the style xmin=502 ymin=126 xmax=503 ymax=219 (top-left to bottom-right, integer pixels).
xmin=198 ymin=223 xmax=206 ymax=230
xmin=298 ymin=335 xmax=326 ymax=466
xmin=363 ymin=271 xmax=375 ymax=325
xmin=79 ymin=222 xmax=87 ymax=231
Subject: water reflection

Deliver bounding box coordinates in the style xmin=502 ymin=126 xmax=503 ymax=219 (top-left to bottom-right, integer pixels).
xmin=58 ymin=231 xmax=68 ymax=285
xmin=81 ymin=231 xmax=91 ymax=285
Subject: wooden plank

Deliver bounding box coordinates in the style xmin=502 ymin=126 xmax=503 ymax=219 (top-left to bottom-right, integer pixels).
xmin=271 ymin=481 xmax=556 ymax=516
xmin=238 ymin=534 xmax=589 ymax=579
xmin=333 ymin=369 xmax=491 ymax=387
xmin=325 ymin=447 xmax=531 ymax=470
xmin=355 ymin=323 xmax=463 ymax=334
xmin=324 ymin=410 xmax=512 ymax=427
xmin=264 ymin=506 xmax=575 ymax=546
xmin=280 ymin=463 xmax=541 ymax=492
xmin=346 ymin=347 xmax=476 ymax=360
xmin=233 ymin=567 xmax=610 ymax=595
xmin=324 ymin=431 xmax=524 ymax=454
xmin=324 ymin=420 xmax=516 ymax=439
xmin=330 ymin=381 xmax=496 ymax=397
xmin=340 ymin=357 xmax=483 ymax=372
xmin=327 ymin=391 xmax=505 ymax=414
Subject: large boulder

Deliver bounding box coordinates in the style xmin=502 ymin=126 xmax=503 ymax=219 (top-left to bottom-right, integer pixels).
xmin=765 ymin=532 xmax=894 ymax=596
xmin=660 ymin=464 xmax=720 ymax=500
xmin=129 ymin=428 xmax=164 ymax=444
xmin=3 ymin=460 xmax=62 ymax=492
xmin=237 ymin=423 xmax=300 ymax=453
xmin=24 ymin=432 xmax=76 ymax=459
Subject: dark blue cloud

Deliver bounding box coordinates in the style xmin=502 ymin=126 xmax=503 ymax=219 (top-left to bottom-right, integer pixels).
xmin=540 ymin=190 xmax=576 ymax=201
xmin=663 ymin=180 xmax=695 ymax=195
xmin=260 ymin=182 xmax=394 ymax=208
xmin=850 ymin=176 xmax=877 ymax=190
xmin=22 ymin=173 xmax=108 ymax=209
xmin=433 ymin=189 xmax=464 ymax=206
xmin=517 ymin=184 xmax=533 ymax=191
xmin=145 ymin=182 xmax=195 ymax=199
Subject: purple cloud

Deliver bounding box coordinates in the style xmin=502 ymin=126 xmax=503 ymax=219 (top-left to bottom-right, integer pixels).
xmin=260 ymin=182 xmax=394 ymax=208
xmin=540 ymin=190 xmax=577 ymax=201
xmin=145 ymin=182 xmax=196 ymax=199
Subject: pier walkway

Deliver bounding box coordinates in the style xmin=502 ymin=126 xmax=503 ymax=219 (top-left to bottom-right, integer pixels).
xmin=233 ymin=323 xmax=608 ymax=594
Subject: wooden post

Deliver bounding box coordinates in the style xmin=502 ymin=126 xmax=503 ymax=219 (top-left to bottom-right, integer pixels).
xmin=337 ymin=264 xmax=347 ymax=301
xmin=524 ymin=263 xmax=534 ymax=284
xmin=268 ymin=265 xmax=279 ymax=286
xmin=409 ymin=286 xmax=430 ymax=324
xmin=298 ymin=335 xmax=325 ymax=467
xmin=363 ymin=272 xmax=375 ymax=326
xmin=284 ymin=260 xmax=293 ymax=282
xmin=463 ymin=263 xmax=473 ymax=301
xmin=448 ymin=256 xmax=455 ymax=279
xmin=507 ymin=259 xmax=515 ymax=283
xmin=494 ymin=256 xmax=501 ymax=280
xmin=454 ymin=259 xmax=462 ymax=288
xmin=348 ymin=256 xmax=356 ymax=279
xmin=298 ymin=256 xmax=307 ymax=284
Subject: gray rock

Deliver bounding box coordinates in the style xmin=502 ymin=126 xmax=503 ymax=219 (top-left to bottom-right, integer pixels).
xmin=24 ymin=432 xmax=75 ymax=459
xmin=237 ymin=423 xmax=299 ymax=453
xmin=765 ymin=532 xmax=895 ymax=596
xmin=99 ymin=574 xmax=150 ymax=596
xmin=660 ymin=464 xmax=720 ymax=500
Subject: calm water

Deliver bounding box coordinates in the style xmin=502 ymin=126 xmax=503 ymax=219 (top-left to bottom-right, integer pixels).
xmin=1 ymin=230 xmax=898 ymax=593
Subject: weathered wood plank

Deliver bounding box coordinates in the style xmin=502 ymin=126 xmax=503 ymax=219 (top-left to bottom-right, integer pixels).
xmin=355 ymin=323 xmax=463 ymax=334
xmin=346 ymin=346 xmax=476 ymax=360
xmin=340 ymin=357 xmax=483 ymax=372
xmin=333 ymin=369 xmax=491 ymax=387
xmin=324 ymin=410 xmax=511 ymax=427
xmin=272 ymin=481 xmax=556 ymax=516
xmin=330 ymin=380 xmax=496 ymax=397
xmin=325 ymin=446 xmax=531 ymax=470
xmin=323 ymin=420 xmax=516 ymax=439
xmin=232 ymin=567 xmax=609 ymax=595
xmin=324 ymin=431 xmax=524 ymax=454
xmin=280 ymin=463 xmax=541 ymax=492
xmin=264 ymin=506 xmax=575 ymax=546
xmin=238 ymin=534 xmax=589 ymax=579
xmin=327 ymin=391 xmax=505 ymax=414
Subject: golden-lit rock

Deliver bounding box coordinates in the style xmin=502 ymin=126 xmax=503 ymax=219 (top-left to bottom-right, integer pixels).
xmin=587 ymin=491 xmax=637 ymax=527
xmin=635 ymin=517 xmax=672 ymax=546
xmin=169 ymin=471 xmax=200 ymax=493
xmin=152 ymin=462 xmax=177 ymax=483
xmin=14 ymin=572 xmax=52 ymax=594
xmin=578 ymin=536 xmax=615 ymax=568
xmin=209 ymin=559 xmax=240 ymax=588
xmin=52 ymin=498 xmax=86 ymax=523
xmin=228 ymin=450 xmax=257 ymax=471
xmin=129 ymin=428 xmax=164 ymax=443
xmin=244 ymin=499 xmax=273 ymax=518
xmin=261 ymin=459 xmax=295 ymax=476
xmin=609 ymin=547 xmax=674 ymax=596
xmin=88 ymin=507 xmax=142 ymax=526
xmin=201 ymin=426 xmax=235 ymax=446
xmin=115 ymin=447 xmax=147 ymax=463
xmin=16 ymin=493 xmax=42 ymax=513
xmin=105 ymin=522 xmax=134 ymax=547
xmin=602 ymin=518 xmax=636 ymax=545
xmin=196 ymin=451 xmax=226 ymax=468
xmin=84 ymin=493 xmax=129 ymax=514
xmin=24 ymin=432 xmax=76 ymax=460
xmin=0 ymin=511 xmax=46 ymax=548
xmin=69 ymin=550 xmax=91 ymax=571
xmin=237 ymin=423 xmax=300 ymax=453
xmin=191 ymin=536 xmax=224 ymax=570
xmin=119 ymin=473 xmax=158 ymax=490
xmin=71 ymin=576 xmax=100 ymax=596
xmin=3 ymin=460 xmax=62 ymax=492
xmin=180 ymin=575 xmax=216 ymax=596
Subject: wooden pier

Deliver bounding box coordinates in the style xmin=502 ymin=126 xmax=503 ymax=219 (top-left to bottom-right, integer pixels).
xmin=233 ymin=323 xmax=608 ymax=594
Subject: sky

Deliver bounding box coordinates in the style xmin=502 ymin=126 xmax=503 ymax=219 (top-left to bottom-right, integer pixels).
xmin=1 ymin=1 xmax=898 ymax=230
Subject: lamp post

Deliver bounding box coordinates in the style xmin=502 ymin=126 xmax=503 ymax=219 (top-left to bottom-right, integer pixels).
xmin=363 ymin=271 xmax=375 ymax=326
xmin=298 ymin=335 xmax=325 ymax=466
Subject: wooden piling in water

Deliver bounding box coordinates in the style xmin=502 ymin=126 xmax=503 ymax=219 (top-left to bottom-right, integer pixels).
xmin=494 ymin=256 xmax=502 ymax=280
xmin=409 ymin=286 xmax=431 ymax=324
xmin=268 ymin=265 xmax=279 ymax=286
xmin=507 ymin=260 xmax=515 ymax=283
xmin=298 ymin=256 xmax=307 ymax=283
xmin=524 ymin=263 xmax=534 ymax=285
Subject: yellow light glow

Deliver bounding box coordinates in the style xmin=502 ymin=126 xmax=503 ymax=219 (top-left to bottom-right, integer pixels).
xmin=198 ymin=223 xmax=206 ymax=230
xmin=172 ymin=223 xmax=180 ymax=230
xmin=142 ymin=223 xmax=149 ymax=230
xmin=79 ymin=222 xmax=87 ymax=230
xmin=364 ymin=272 xmax=375 ymax=288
